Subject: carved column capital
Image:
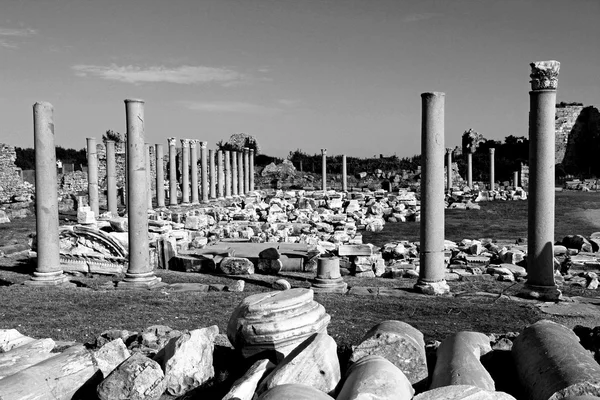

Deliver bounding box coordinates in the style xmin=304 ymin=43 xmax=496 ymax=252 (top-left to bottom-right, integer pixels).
xmin=200 ymin=141 xmax=207 ymax=149
xmin=189 ymin=139 xmax=198 ymax=149
xmin=243 ymin=147 xmax=249 ymax=153
xmin=321 ymin=148 xmax=327 ymax=155
xmin=530 ymin=60 xmax=560 ymax=91
xmin=446 ymin=148 xmax=453 ymax=155
xmin=180 ymin=138 xmax=190 ymax=147
xmin=167 ymin=137 xmax=177 ymax=147
xmin=489 ymin=148 xmax=495 ymax=154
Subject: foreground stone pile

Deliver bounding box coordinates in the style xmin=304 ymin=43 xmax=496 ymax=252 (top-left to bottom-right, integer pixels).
xmin=1 ymin=288 xmax=600 ymax=399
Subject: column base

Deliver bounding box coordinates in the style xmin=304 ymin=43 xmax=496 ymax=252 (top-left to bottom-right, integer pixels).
xmin=117 ymin=272 xmax=163 ymax=290
xmin=519 ymin=283 xmax=562 ymax=301
xmin=311 ymin=277 xmax=348 ymax=294
xmin=414 ymin=280 xmax=450 ymax=295
xmin=24 ymin=271 xmax=74 ymax=287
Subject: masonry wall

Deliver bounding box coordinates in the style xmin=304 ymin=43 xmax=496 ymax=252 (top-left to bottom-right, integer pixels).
xmin=0 ymin=144 xmax=24 ymax=201
xmin=555 ymin=105 xmax=584 ymax=165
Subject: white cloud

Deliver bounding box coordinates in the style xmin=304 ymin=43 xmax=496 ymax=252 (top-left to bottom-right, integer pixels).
xmin=277 ymin=99 xmax=300 ymax=107
xmin=72 ymin=64 xmax=248 ymax=85
xmin=0 ymin=39 xmax=18 ymax=49
xmin=184 ymin=101 xmax=281 ymax=115
xmin=402 ymin=13 xmax=441 ymax=23
xmin=0 ymin=27 xmax=37 ymax=36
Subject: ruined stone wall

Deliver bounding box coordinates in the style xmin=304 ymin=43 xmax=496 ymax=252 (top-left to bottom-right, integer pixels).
xmin=0 ymin=144 xmax=24 ymax=201
xmin=555 ymin=105 xmax=584 ymax=164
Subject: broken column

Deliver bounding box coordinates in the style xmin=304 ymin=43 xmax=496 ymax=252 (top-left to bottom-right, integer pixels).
xmin=311 ymin=257 xmax=347 ymax=293
xmin=232 ymin=151 xmax=239 ymax=196
xmin=181 ymin=139 xmax=190 ymax=204
xmin=489 ymin=148 xmax=495 ymax=191
xmin=155 ymin=144 xmax=165 ymax=207
xmin=237 ymin=150 xmax=244 ymax=195
xmin=525 ymin=60 xmax=561 ymax=300
xmin=217 ymin=149 xmax=225 ymax=199
xmin=200 ymin=141 xmax=208 ymax=202
xmin=209 ymin=149 xmax=216 ymax=199
xmin=467 ymin=150 xmax=473 ymax=188
xmin=415 ymin=92 xmax=449 ymax=295
xmin=26 ymin=102 xmax=69 ymax=286
xmin=225 ymin=150 xmax=232 ymax=198
xmin=249 ymin=148 xmax=255 ymax=192
xmin=145 ymin=144 xmax=152 ymax=209
xmin=86 ymin=137 xmax=99 ymax=217
xmin=446 ymin=148 xmax=452 ymax=191
xmin=342 ymin=154 xmax=347 ymax=192
xmin=168 ymin=137 xmax=177 ymax=206
xmin=106 ymin=140 xmax=118 ymax=215
xmin=190 ymin=140 xmax=199 ymax=203
xmin=321 ymin=148 xmax=327 ymax=191
xmin=243 ymin=147 xmax=250 ymax=194
xmin=118 ymin=99 xmax=160 ymax=288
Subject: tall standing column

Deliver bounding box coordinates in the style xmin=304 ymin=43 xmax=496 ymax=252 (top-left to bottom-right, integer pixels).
xmin=155 ymin=144 xmax=165 ymax=207
xmin=190 ymin=140 xmax=199 ymax=203
xmin=200 ymin=141 xmax=209 ymax=202
xmin=249 ymin=148 xmax=255 ymax=192
xmin=232 ymin=151 xmax=239 ymax=196
xmin=525 ymin=60 xmax=561 ymax=300
xmin=513 ymin=171 xmax=519 ymax=188
xmin=181 ymin=139 xmax=190 ymax=204
xmin=225 ymin=150 xmax=232 ymax=198
xmin=446 ymin=148 xmax=453 ymax=191
xmin=467 ymin=151 xmax=473 ymax=188
xmin=237 ymin=151 xmax=244 ymax=195
xmin=209 ymin=149 xmax=216 ymax=199
xmin=145 ymin=144 xmax=152 ymax=209
xmin=489 ymin=148 xmax=495 ymax=191
xmin=119 ymin=99 xmax=159 ymax=288
xmin=106 ymin=140 xmax=118 ymax=215
xmin=168 ymin=138 xmax=177 ymax=206
xmin=243 ymin=147 xmax=250 ymax=195
xmin=26 ymin=102 xmax=68 ymax=286
xmin=86 ymin=137 xmax=99 ymax=216
xmin=342 ymin=154 xmax=347 ymax=192
xmin=415 ymin=92 xmax=449 ymax=295
xmin=321 ymin=148 xmax=327 ymax=191
xmin=217 ymin=150 xmax=225 ymax=199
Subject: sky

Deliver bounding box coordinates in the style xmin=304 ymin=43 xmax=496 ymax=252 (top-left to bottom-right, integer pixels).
xmin=1 ymin=0 xmax=599 ymax=158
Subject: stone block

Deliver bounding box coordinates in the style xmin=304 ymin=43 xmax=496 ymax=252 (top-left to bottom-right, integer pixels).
xmin=109 ymin=217 xmax=128 ymax=232
xmin=97 ymin=352 xmax=165 ymax=400
xmin=222 ymin=358 xmax=275 ymax=400
xmin=219 ymin=257 xmax=255 ymax=275
xmin=94 ymin=338 xmax=131 ymax=378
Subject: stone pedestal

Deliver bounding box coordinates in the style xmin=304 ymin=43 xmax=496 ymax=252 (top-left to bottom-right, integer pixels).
xmin=155 ymin=144 xmax=165 ymax=207
xmin=415 ymin=92 xmax=449 ymax=295
xmin=237 ymin=151 xmax=244 ymax=195
xmin=342 ymin=154 xmax=347 ymax=192
xmin=321 ymin=149 xmax=327 ymax=192
xmin=209 ymin=149 xmax=216 ymax=199
xmin=118 ymin=99 xmax=160 ymax=289
xmin=225 ymin=150 xmax=232 ymax=198
xmin=243 ymin=147 xmax=250 ymax=194
xmin=446 ymin=148 xmax=452 ymax=191
xmin=86 ymin=137 xmax=99 ymax=217
xmin=200 ymin=141 xmax=208 ymax=202
xmin=181 ymin=139 xmax=190 ymax=204
xmin=232 ymin=151 xmax=238 ymax=196
xmin=145 ymin=144 xmax=152 ymax=209
xmin=311 ymin=257 xmax=347 ymax=293
xmin=106 ymin=141 xmax=118 ymax=214
xmin=26 ymin=102 xmax=69 ymax=286
xmin=168 ymin=138 xmax=177 ymax=206
xmin=217 ymin=150 xmax=225 ymax=199
xmin=523 ymin=60 xmax=561 ymax=300
xmin=467 ymin=151 xmax=473 ymax=188
xmin=489 ymin=148 xmax=495 ymax=191
xmin=190 ymin=140 xmax=199 ymax=203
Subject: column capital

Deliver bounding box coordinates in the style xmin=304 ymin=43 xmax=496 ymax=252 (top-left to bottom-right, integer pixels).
xmin=200 ymin=141 xmax=207 ymax=149
xmin=530 ymin=60 xmax=560 ymax=91
xmin=249 ymin=148 xmax=255 ymax=155
xmin=489 ymin=148 xmax=495 ymax=154
xmin=180 ymin=138 xmax=190 ymax=147
xmin=321 ymin=148 xmax=327 ymax=155
xmin=243 ymin=147 xmax=249 ymax=153
xmin=167 ymin=137 xmax=177 ymax=147
xmin=446 ymin=148 xmax=453 ymax=155
xmin=189 ymin=139 xmax=198 ymax=149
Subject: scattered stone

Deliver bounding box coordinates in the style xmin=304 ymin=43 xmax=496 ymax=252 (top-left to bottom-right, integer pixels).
xmin=219 ymin=257 xmax=255 ymax=275
xmin=222 ymin=358 xmax=275 ymax=400
xmin=97 ymin=352 xmax=165 ymax=400
xmin=273 ymin=279 xmax=291 ymax=290
xmin=226 ymin=280 xmax=245 ymax=292
xmin=94 ymin=338 xmax=131 ymax=377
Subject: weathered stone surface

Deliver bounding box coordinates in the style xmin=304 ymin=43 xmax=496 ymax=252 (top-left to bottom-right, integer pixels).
xmin=219 ymin=257 xmax=255 ymax=275
xmin=0 ymin=338 xmax=55 ymax=379
xmin=257 ymin=258 xmax=283 ymax=274
xmin=0 ymin=329 xmax=36 ymax=353
xmin=513 ymin=320 xmax=600 ymax=400
xmin=349 ymin=320 xmax=427 ymax=387
xmin=97 ymin=352 xmax=165 ymax=400
xmin=414 ymin=385 xmax=516 ymax=400
xmin=226 ymin=280 xmax=245 ymax=292
xmin=222 ymin=358 xmax=275 ymax=400
xmin=259 ymin=247 xmax=280 ymax=259
xmin=162 ymin=325 xmax=219 ymax=396
xmin=257 ymin=332 xmax=340 ymax=396
xmin=273 ymin=278 xmax=292 ymax=290
xmin=109 ymin=217 xmax=129 ymax=232
xmin=257 ymin=383 xmax=335 ymax=400
xmin=94 ymin=338 xmax=131 ymax=378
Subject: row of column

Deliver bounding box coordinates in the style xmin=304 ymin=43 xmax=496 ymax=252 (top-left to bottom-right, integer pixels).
xmin=445 ymin=148 xmax=520 ymax=191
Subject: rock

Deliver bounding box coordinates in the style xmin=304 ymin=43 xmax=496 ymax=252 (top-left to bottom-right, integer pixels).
xmin=0 ymin=329 xmax=35 ymax=352
xmin=259 ymin=247 xmax=280 ymax=259
xmin=162 ymin=326 xmax=219 ymax=396
xmin=219 ymin=257 xmax=255 ymax=275
xmin=0 ymin=210 xmax=10 ymax=224
xmin=222 ymin=358 xmax=275 ymax=400
xmin=94 ymin=329 xmax=138 ymax=349
xmin=137 ymin=325 xmax=182 ymax=355
xmin=226 ymin=280 xmax=245 ymax=292
xmin=416 ymin=280 xmax=450 ymax=295
xmin=257 ymin=258 xmax=283 ymax=274
xmin=414 ymin=385 xmax=516 ymax=400
xmin=562 ymin=235 xmax=591 ymax=251
xmin=338 ymin=356 xmax=414 ymax=399
xmin=273 ymin=279 xmax=292 ymax=290
xmin=257 ymin=332 xmax=340 ymax=396
xmin=109 ymin=217 xmax=129 ymax=232
xmin=257 ymin=383 xmax=335 ymax=400
xmin=94 ymin=338 xmax=131 ymax=378
xmin=97 ymin=352 xmax=165 ymax=400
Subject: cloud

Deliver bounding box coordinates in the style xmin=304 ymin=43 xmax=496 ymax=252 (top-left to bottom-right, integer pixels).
xmin=402 ymin=13 xmax=441 ymax=23
xmin=0 ymin=39 xmax=19 ymax=49
xmin=184 ymin=101 xmax=281 ymax=115
xmin=277 ymin=99 xmax=300 ymax=107
xmin=0 ymin=27 xmax=37 ymax=36
xmin=72 ymin=64 xmax=248 ymax=85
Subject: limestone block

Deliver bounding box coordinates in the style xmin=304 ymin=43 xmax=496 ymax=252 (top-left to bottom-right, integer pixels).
xmin=222 ymin=358 xmax=275 ymax=400
xmin=349 ymin=320 xmax=427 ymax=386
xmin=94 ymin=338 xmax=131 ymax=377
xmin=512 ymin=320 xmax=600 ymax=400
xmin=77 ymin=207 xmax=96 ymax=224
xmin=162 ymin=325 xmax=218 ymax=396
xmin=0 ymin=329 xmax=35 ymax=352
xmin=257 ymin=383 xmax=335 ymax=400
xmin=109 ymin=217 xmax=129 ymax=232
xmin=256 ymin=332 xmax=340 ymax=396
xmin=0 ymin=338 xmax=55 ymax=379
xmin=219 ymin=257 xmax=255 ymax=275
xmin=227 ymin=288 xmax=331 ymax=360
xmin=226 ymin=280 xmax=245 ymax=292
xmin=97 ymin=352 xmax=165 ymax=400
xmin=414 ymin=385 xmax=516 ymax=400
xmin=430 ymin=331 xmax=494 ymax=391
xmin=337 ymin=355 xmax=414 ymax=400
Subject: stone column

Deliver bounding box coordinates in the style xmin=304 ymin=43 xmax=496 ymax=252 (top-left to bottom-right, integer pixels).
xmin=513 ymin=171 xmax=519 ymax=188
xmin=190 ymin=140 xmax=199 ymax=203
xmin=106 ymin=140 xmax=118 ymax=215
xmin=217 ymin=150 xmax=225 ymax=199
xmin=415 ymin=92 xmax=449 ymax=295
xmin=446 ymin=148 xmax=452 ymax=191
xmin=466 ymin=151 xmax=473 ymax=188
xmin=321 ymin=149 xmax=327 ymax=191
xmin=237 ymin=151 xmax=244 ymax=195
xmin=243 ymin=147 xmax=250 ymax=194
xmin=200 ymin=141 xmax=209 ymax=202
xmin=26 ymin=102 xmax=68 ymax=286
xmin=119 ymin=99 xmax=159 ymax=288
xmin=168 ymin=138 xmax=177 ymax=206
xmin=249 ymin=148 xmax=255 ymax=192
xmin=232 ymin=151 xmax=239 ymax=196
xmin=225 ymin=150 xmax=232 ymax=198
xmin=209 ymin=149 xmax=216 ymax=199
xmin=524 ymin=60 xmax=561 ymax=300
xmin=155 ymin=144 xmax=165 ymax=207
xmin=181 ymin=139 xmax=190 ymax=204
xmin=86 ymin=137 xmax=99 ymax=217
xmin=489 ymin=148 xmax=495 ymax=191
xmin=145 ymin=144 xmax=152 ymax=209
xmin=342 ymin=154 xmax=347 ymax=192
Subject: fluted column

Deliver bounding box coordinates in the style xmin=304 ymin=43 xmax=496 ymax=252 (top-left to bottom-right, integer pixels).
xmin=217 ymin=150 xmax=225 ymax=199
xmin=209 ymin=149 xmax=216 ymax=199
xmin=243 ymin=147 xmax=250 ymax=194
xmin=342 ymin=154 xmax=347 ymax=192
xmin=467 ymin=151 xmax=473 ymax=187
xmin=200 ymin=141 xmax=208 ymax=202
xmin=86 ymin=137 xmax=99 ymax=216
xmin=155 ymin=144 xmax=165 ymax=207
xmin=119 ymin=99 xmax=160 ymax=288
xmin=181 ymin=139 xmax=190 ymax=204
xmin=321 ymin=148 xmax=327 ymax=192
xmin=489 ymin=148 xmax=495 ymax=191
xmin=525 ymin=60 xmax=561 ymax=300
xmin=237 ymin=150 xmax=244 ymax=195
xmin=225 ymin=150 xmax=232 ymax=198
xmin=415 ymin=92 xmax=449 ymax=295
xmin=106 ymin=140 xmax=118 ymax=214
xmin=232 ymin=151 xmax=239 ymax=196
xmin=190 ymin=140 xmax=199 ymax=203
xmin=168 ymin=138 xmax=177 ymax=206
xmin=446 ymin=148 xmax=452 ymax=191
xmin=26 ymin=102 xmax=69 ymax=286
xmin=249 ymin=148 xmax=255 ymax=191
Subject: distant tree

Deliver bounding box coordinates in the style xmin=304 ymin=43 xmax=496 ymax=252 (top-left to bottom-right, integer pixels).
xmin=103 ymin=129 xmax=125 ymax=143
xmin=217 ymin=133 xmax=260 ymax=154
xmin=15 ymin=146 xmax=87 ymax=170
